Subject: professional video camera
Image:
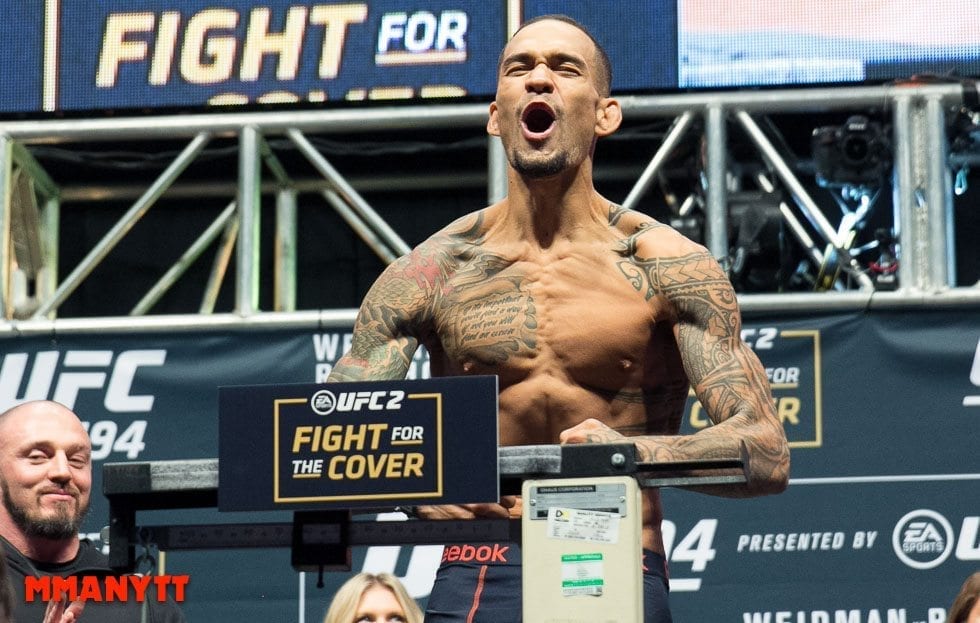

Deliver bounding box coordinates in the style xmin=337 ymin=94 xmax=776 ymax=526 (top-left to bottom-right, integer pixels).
xmin=812 ymin=115 xmax=891 ymax=189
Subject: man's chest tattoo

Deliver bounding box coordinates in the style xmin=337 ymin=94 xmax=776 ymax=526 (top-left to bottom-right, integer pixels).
xmin=443 ymin=274 xmax=537 ymax=363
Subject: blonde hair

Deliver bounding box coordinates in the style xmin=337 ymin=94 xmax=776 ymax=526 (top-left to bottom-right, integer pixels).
xmin=323 ymin=573 xmax=423 ymax=623
xmin=947 ymin=571 xmax=980 ymax=623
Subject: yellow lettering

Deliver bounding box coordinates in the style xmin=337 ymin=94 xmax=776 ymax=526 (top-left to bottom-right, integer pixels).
xmin=149 ymin=11 xmax=181 ymax=85
xmin=384 ymin=453 xmax=403 ymax=477
xmin=367 ymin=423 xmax=388 ymax=449
xmin=292 ymin=426 xmax=314 ymax=452
xmin=327 ymin=455 xmax=345 ymax=479
xmin=256 ymin=90 xmax=301 ymax=104
xmin=322 ymin=425 xmax=344 ymax=451
xmin=368 ymin=454 xmax=387 ymax=477
xmin=97 ymin=12 xmax=154 ymax=87
xmin=323 ymin=452 xmax=424 ymax=479
xmin=240 ymin=6 xmax=307 ymax=81
xmin=181 ymin=9 xmax=238 ymax=84
xmin=343 ymin=424 xmax=366 ymax=450
xmin=776 ymin=397 xmax=801 ymax=425
xmin=688 ymin=401 xmax=710 ymax=429
xmin=346 ymin=454 xmax=366 ymax=478
xmin=309 ymin=4 xmax=368 ymax=79
xmin=403 ymin=452 xmax=424 ymax=477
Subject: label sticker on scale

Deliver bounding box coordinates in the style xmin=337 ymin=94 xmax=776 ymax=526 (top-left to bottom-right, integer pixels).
xmin=547 ymin=507 xmax=620 ymax=544
xmin=560 ymin=552 xmax=604 ymax=596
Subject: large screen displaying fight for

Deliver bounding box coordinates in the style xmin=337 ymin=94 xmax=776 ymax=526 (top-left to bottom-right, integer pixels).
xmin=2 ymin=1 xmax=978 ymax=115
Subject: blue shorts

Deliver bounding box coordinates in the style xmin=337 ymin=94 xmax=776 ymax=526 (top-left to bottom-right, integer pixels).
xmin=424 ymin=542 xmax=671 ymax=623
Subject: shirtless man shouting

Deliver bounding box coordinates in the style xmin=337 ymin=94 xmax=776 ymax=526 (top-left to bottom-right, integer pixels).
xmin=329 ymin=14 xmax=790 ymax=622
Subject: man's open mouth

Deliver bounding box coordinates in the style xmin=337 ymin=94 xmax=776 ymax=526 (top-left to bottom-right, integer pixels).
xmin=521 ymin=102 xmax=556 ymax=139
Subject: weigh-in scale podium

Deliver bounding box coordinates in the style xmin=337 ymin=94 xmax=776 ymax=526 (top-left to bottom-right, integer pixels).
xmin=102 ymin=378 xmax=747 ymax=622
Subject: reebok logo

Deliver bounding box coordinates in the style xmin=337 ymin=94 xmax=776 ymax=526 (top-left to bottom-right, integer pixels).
xmin=441 ymin=544 xmax=509 ymax=564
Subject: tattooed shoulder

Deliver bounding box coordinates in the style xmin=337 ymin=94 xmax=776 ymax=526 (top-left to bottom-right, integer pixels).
xmin=612 ymin=218 xmax=727 ymax=302
xmin=607 ymin=203 xmax=665 ymax=232
xmin=441 ymin=209 xmax=490 ymax=242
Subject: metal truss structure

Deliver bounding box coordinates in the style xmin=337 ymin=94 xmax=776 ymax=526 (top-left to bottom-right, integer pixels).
xmin=1 ymin=81 xmax=979 ymax=335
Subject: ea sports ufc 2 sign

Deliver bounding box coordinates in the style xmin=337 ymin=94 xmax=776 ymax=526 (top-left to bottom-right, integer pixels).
xmin=217 ymin=377 xmax=499 ymax=511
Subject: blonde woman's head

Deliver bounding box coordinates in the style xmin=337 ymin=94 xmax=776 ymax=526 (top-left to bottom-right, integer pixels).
xmin=323 ymin=572 xmax=423 ymax=623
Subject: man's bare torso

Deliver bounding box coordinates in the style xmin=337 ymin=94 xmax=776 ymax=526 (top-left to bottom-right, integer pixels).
xmin=416 ymin=203 xmax=692 ymax=553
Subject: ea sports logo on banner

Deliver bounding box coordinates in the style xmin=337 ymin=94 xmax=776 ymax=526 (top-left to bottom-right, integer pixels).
xmin=311 ymin=390 xmax=338 ymax=415
xmin=892 ymin=509 xmax=954 ymax=569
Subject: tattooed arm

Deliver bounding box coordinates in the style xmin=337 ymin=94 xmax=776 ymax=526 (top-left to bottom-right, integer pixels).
xmin=328 ymin=247 xmax=435 ymax=382
xmin=562 ymin=229 xmax=789 ymax=497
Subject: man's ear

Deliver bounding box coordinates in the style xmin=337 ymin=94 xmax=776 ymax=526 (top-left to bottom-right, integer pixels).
xmin=595 ymin=97 xmax=622 ymax=137
xmin=487 ymin=101 xmax=500 ymax=137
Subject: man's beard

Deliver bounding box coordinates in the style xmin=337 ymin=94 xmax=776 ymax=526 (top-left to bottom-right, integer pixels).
xmin=1 ymin=479 xmax=87 ymax=540
xmin=511 ymin=150 xmax=569 ymax=179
